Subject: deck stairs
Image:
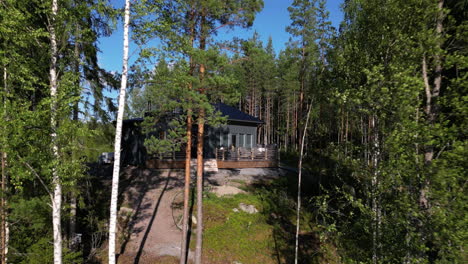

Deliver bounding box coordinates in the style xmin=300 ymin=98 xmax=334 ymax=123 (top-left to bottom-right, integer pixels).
xmin=190 ymin=158 xmax=218 ymax=173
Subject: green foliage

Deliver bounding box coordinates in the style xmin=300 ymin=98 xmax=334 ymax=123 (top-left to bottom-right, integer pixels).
xmin=0 ymin=0 xmax=117 ymax=263
xmin=303 ymin=0 xmax=468 ymax=262
xmin=20 ymin=238 xmax=82 ymax=264
xmin=80 ymin=120 xmax=115 ymax=162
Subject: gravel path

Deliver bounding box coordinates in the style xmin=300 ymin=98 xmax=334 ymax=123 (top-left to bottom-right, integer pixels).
xmin=118 ymin=168 xmax=193 ymax=264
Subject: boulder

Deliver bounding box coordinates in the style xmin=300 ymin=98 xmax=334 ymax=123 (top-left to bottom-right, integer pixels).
xmin=238 ymin=203 xmax=258 ymax=214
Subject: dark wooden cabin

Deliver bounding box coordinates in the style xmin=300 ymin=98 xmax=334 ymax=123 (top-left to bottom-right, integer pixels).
xmin=120 ymin=103 xmax=278 ymax=169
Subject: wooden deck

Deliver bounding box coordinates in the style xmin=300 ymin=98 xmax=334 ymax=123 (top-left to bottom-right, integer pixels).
xmin=146 ymin=145 xmax=278 ymax=169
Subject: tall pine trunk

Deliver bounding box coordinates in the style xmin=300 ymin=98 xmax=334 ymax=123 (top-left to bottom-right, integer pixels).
xmin=195 ymin=109 xmax=204 ymax=264
xmin=108 ymin=0 xmax=130 ymax=263
xmin=49 ymin=0 xmax=62 ymax=263
xmin=180 ymin=112 xmax=192 ymax=264
xmin=195 ymin=10 xmax=207 ymax=263
xmin=294 ymin=103 xmax=312 ymax=264
xmin=180 ymin=7 xmax=196 ymax=262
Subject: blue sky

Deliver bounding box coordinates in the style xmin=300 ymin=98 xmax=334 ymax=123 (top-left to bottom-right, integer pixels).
xmin=98 ymin=0 xmax=344 ymax=73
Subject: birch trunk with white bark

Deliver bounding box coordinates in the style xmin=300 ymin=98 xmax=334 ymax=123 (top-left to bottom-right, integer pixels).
xmin=1 ymin=151 xmax=7 ymax=264
xmin=1 ymin=66 xmax=9 ymax=264
xmin=294 ymin=103 xmax=312 ymax=264
xmin=50 ymin=0 xmax=62 ymax=263
xmin=420 ymin=0 xmax=444 ymax=210
xmin=108 ymin=1 xmax=130 ymax=263
xmin=370 ymin=115 xmax=380 ymax=264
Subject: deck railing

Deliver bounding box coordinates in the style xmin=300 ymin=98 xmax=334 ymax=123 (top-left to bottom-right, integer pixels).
xmin=215 ymin=145 xmax=278 ymax=161
xmin=147 ymin=144 xmax=278 ymax=162
xmin=148 ymin=150 xmax=186 ymax=160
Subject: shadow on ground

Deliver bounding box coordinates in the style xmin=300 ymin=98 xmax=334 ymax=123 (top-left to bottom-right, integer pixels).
xmin=116 ymin=167 xmax=185 ymax=264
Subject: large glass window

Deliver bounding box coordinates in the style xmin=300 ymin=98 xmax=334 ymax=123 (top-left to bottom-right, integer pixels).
xmin=239 ymin=134 xmax=245 ymax=147
xmin=246 ymin=134 xmax=252 ymax=148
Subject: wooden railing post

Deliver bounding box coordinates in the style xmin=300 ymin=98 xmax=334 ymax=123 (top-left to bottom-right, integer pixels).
xmin=215 ymin=148 xmax=218 ymax=160
xmin=265 ymin=148 xmax=268 ymax=160
xmin=237 ymin=147 xmax=240 ymax=161
xmin=251 ymin=148 xmax=254 ymax=160
xmin=222 ymin=149 xmax=225 ymax=161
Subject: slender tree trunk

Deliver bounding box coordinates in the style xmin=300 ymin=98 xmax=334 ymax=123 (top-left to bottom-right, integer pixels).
xmin=277 ymin=97 xmax=281 ymax=149
xmin=293 ymin=92 xmax=297 ymax=150
xmin=69 ymin=27 xmax=80 ymax=248
xmin=1 ymin=151 xmax=6 ymax=264
xmin=180 ymin=7 xmax=196 ymax=263
xmin=1 ymin=66 xmax=8 ymax=264
xmin=294 ymin=103 xmax=312 ymax=264
xmin=264 ymin=95 xmax=269 ymax=145
xmin=108 ymin=1 xmax=130 ymax=263
xmin=370 ymin=114 xmax=381 ymax=264
xmin=195 ymin=9 xmax=207 ymax=264
xmin=49 ymin=1 xmax=62 ymax=263
xmin=72 ymin=28 xmax=80 ymax=122
xmin=180 ymin=112 xmax=192 ymax=264
xmin=345 ymin=111 xmax=349 ymax=155
xmin=195 ymin=109 xmax=204 ymax=264
xmin=298 ymin=45 xmax=305 ymax=151
xmin=69 ymin=194 xmax=77 ymax=247
xmin=420 ymin=0 xmax=444 ymax=209
xmin=286 ymin=101 xmax=290 ymax=150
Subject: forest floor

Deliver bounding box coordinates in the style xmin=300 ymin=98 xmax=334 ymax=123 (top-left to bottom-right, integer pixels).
xmin=113 ymin=166 xmax=286 ymax=264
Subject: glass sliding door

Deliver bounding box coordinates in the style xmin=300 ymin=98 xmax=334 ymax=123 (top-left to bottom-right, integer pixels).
xmin=231 ymin=134 xmax=237 ymax=148
xmin=239 ymin=133 xmax=245 ymax=147
xmin=246 ymin=134 xmax=252 ymax=148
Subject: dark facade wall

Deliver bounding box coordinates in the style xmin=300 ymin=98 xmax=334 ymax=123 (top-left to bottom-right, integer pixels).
xmin=204 ymin=122 xmax=258 ymax=158
xmin=122 ymin=120 xmax=261 ymax=164
xmin=121 ymin=123 xmax=147 ymax=166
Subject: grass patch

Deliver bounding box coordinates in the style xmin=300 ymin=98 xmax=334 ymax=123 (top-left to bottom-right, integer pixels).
xmin=200 ymin=193 xmax=277 ymax=264
xmin=189 ymin=176 xmax=340 ymax=264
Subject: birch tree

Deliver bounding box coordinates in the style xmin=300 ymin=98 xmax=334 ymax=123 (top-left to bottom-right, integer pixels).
xmin=1 ymin=67 xmax=8 ymax=264
xmin=108 ymin=0 xmax=131 ymax=263
xmin=49 ymin=0 xmax=63 ymax=263
xmin=294 ymin=104 xmax=312 ymax=264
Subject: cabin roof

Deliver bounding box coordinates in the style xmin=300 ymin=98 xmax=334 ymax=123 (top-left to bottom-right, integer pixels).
xmin=122 ymin=103 xmax=263 ymax=125
xmin=214 ymin=103 xmax=264 ymax=124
